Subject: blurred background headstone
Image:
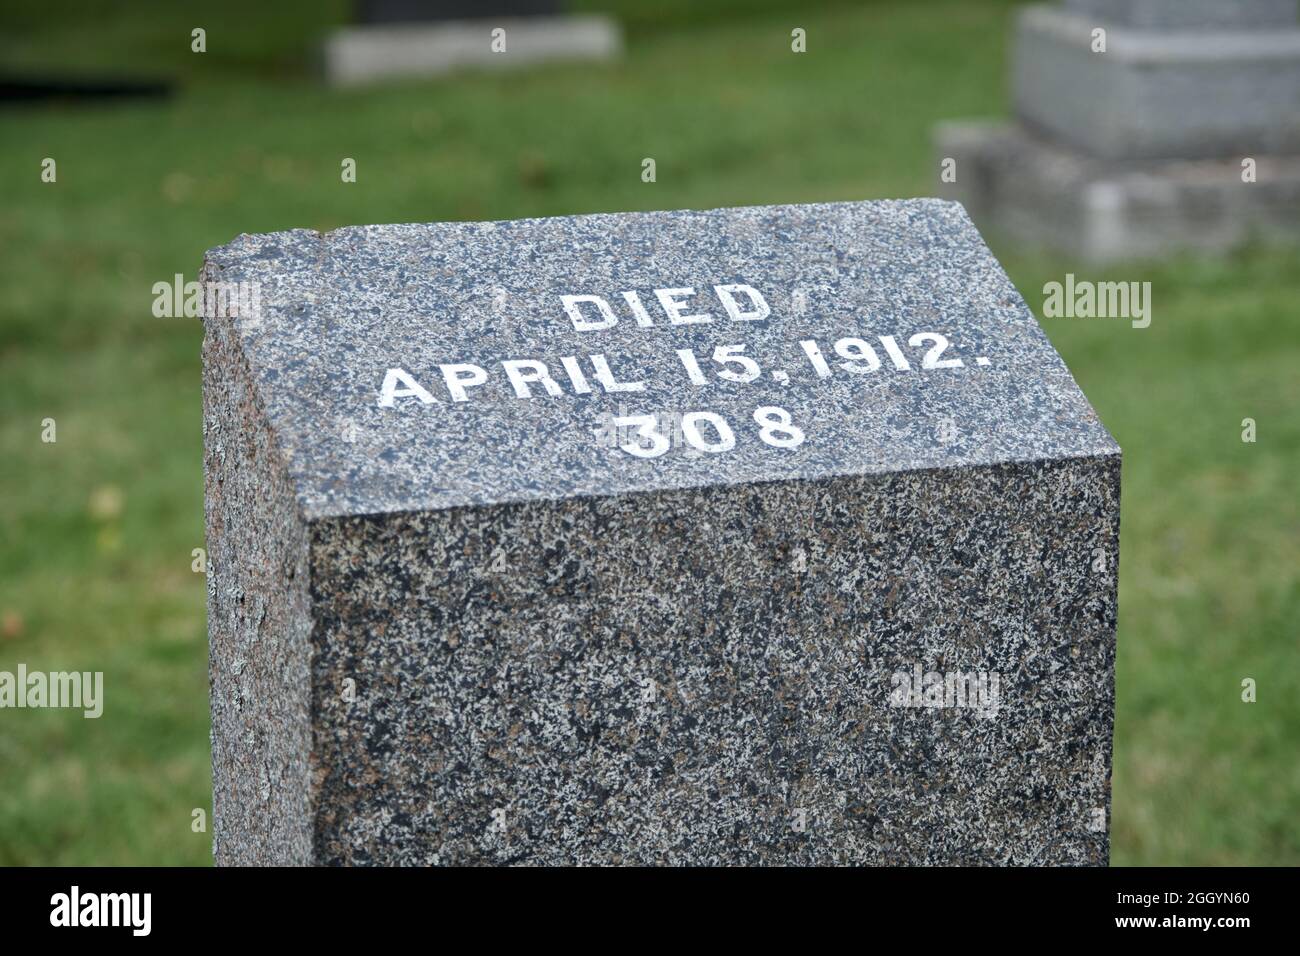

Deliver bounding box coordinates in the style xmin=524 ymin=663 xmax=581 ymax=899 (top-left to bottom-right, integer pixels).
xmin=324 ymin=1 xmax=623 ymax=86
xmin=936 ymin=0 xmax=1300 ymax=261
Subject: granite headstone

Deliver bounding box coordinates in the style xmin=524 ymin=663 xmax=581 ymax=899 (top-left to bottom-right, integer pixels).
xmin=202 ymin=200 xmax=1121 ymax=865
xmin=937 ymin=0 xmax=1300 ymax=260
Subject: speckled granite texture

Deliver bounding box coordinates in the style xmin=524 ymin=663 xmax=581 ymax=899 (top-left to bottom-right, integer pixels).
xmin=202 ymin=200 xmax=1121 ymax=865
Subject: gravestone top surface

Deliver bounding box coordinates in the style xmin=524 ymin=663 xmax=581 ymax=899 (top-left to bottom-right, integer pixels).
xmin=1063 ymin=0 xmax=1298 ymax=31
xmin=201 ymin=200 xmax=1118 ymax=520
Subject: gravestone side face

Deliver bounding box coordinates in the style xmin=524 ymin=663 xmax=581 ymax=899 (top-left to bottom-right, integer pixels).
xmin=202 ymin=200 xmax=1121 ymax=865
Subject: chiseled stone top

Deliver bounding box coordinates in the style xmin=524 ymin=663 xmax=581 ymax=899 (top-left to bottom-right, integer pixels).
xmin=201 ymin=200 xmax=1118 ymax=520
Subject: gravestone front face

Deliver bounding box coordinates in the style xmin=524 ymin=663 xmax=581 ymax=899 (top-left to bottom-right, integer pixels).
xmin=202 ymin=200 xmax=1121 ymax=865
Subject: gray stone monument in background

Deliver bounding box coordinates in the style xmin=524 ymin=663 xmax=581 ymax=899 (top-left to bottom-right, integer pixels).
xmin=937 ymin=0 xmax=1300 ymax=260
xmin=202 ymin=200 xmax=1120 ymax=865
xmin=324 ymin=1 xmax=622 ymax=87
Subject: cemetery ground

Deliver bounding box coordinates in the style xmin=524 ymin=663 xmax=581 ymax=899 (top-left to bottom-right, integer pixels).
xmin=1 ymin=0 xmax=1297 ymax=865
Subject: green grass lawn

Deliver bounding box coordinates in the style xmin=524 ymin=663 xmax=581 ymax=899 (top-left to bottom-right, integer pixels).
xmin=1 ymin=0 xmax=1296 ymax=865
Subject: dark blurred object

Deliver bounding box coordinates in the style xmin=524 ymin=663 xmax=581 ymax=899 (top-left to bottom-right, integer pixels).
xmin=357 ymin=0 xmax=560 ymax=22
xmin=0 ymin=74 xmax=171 ymax=106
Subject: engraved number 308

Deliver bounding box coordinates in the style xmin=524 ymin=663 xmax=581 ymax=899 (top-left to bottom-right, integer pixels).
xmin=612 ymin=405 xmax=805 ymax=458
